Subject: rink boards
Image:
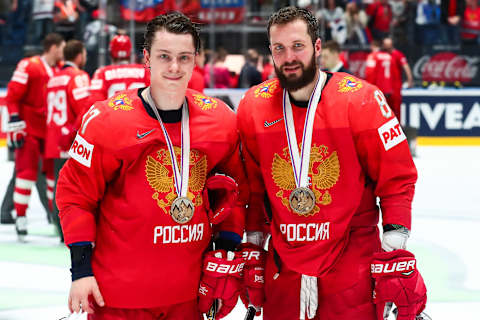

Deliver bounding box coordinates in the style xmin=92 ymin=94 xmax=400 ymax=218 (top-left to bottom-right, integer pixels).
xmin=1 ymin=88 xmax=479 ymax=145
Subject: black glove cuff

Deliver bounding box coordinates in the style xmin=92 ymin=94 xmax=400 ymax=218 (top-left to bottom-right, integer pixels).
xmin=9 ymin=114 xmax=22 ymax=122
xmin=69 ymin=243 xmax=94 ymax=281
xmin=383 ymin=224 xmax=410 ymax=233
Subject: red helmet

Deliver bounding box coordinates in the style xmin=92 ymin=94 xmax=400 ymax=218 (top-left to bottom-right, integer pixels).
xmin=109 ymin=35 xmax=132 ymax=59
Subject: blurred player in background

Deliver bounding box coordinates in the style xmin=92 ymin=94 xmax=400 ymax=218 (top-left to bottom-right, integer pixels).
xmin=45 ymin=39 xmax=91 ymax=242
xmin=56 ymin=12 xmax=248 ymax=319
xmin=382 ymin=37 xmax=417 ymax=156
xmin=5 ymin=32 xmax=65 ymax=241
xmin=89 ymin=34 xmax=150 ymax=103
xmin=365 ymin=39 xmax=397 ymax=115
xmin=320 ymin=40 xmax=351 ymax=73
xmin=382 ymin=37 xmax=414 ymax=121
xmin=237 ymin=6 xmax=428 ymax=320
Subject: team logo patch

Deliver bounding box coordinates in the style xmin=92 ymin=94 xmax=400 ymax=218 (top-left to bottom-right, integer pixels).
xmin=193 ymin=93 xmax=218 ymax=110
xmin=69 ymin=134 xmax=94 ymax=168
xmin=272 ymin=145 xmax=340 ymax=216
xmin=338 ymin=76 xmax=363 ymax=93
xmin=378 ymin=117 xmax=407 ymax=151
xmin=145 ymin=148 xmax=207 ymax=216
xmin=108 ymin=93 xmax=134 ymax=111
xmin=254 ymin=80 xmax=278 ymax=99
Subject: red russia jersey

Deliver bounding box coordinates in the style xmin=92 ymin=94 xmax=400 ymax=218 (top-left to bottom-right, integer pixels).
xmin=365 ymin=51 xmax=398 ymax=95
xmin=56 ymin=89 xmax=247 ymax=308
xmin=45 ymin=64 xmax=91 ymax=159
xmin=89 ymin=63 xmax=150 ymax=103
xmin=6 ymin=55 xmax=59 ymax=138
xmin=237 ymin=73 xmax=417 ymax=277
xmin=461 ymin=6 xmax=480 ymax=39
xmin=390 ymin=49 xmax=408 ymax=94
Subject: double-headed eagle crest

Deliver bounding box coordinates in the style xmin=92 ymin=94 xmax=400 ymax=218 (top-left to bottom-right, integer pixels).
xmin=145 ymin=148 xmax=207 ymax=215
xmin=108 ymin=93 xmax=134 ymax=111
xmin=272 ymin=144 xmax=340 ymax=216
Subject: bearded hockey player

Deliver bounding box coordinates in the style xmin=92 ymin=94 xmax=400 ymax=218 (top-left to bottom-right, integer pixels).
xmin=237 ymin=6 xmax=429 ymax=320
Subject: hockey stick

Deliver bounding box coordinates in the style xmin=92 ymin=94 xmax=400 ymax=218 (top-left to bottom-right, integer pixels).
xmin=206 ymin=299 xmax=218 ymax=320
xmin=244 ymin=305 xmax=257 ymax=320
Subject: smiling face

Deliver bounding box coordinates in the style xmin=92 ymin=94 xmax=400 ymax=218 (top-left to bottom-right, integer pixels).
xmin=144 ymin=30 xmax=196 ymax=95
xmin=269 ymin=19 xmax=321 ymax=91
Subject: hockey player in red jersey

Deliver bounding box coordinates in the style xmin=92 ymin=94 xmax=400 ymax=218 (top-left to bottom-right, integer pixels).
xmin=45 ymin=39 xmax=91 ymax=242
xmin=237 ymin=7 xmax=428 ymax=320
xmin=89 ymin=34 xmax=150 ymax=103
xmin=5 ymin=33 xmax=65 ymax=240
xmin=382 ymin=37 xmax=414 ymax=121
xmin=364 ymin=40 xmax=399 ymax=117
xmin=56 ymin=12 xmax=247 ymax=319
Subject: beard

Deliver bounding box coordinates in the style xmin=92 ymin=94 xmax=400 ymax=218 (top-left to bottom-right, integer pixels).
xmin=275 ymin=54 xmax=317 ymax=92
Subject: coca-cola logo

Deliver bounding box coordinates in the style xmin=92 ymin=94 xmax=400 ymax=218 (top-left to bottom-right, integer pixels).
xmin=413 ymin=52 xmax=479 ymax=82
xmin=346 ymin=51 xmax=369 ymax=79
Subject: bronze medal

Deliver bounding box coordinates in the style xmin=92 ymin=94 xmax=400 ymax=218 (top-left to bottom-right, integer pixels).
xmin=289 ymin=187 xmax=316 ymax=215
xmin=170 ymin=197 xmax=195 ymax=224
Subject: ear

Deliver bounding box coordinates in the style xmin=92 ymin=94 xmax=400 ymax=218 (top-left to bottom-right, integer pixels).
xmin=143 ymin=48 xmax=150 ymax=68
xmin=314 ymin=38 xmax=322 ymax=59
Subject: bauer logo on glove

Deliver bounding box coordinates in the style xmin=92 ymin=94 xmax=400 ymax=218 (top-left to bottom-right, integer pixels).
xmin=371 ymin=249 xmax=428 ymax=320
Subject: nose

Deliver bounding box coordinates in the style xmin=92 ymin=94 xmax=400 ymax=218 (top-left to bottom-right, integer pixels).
xmin=169 ymin=58 xmax=180 ymax=73
xmin=285 ymin=48 xmax=296 ymax=63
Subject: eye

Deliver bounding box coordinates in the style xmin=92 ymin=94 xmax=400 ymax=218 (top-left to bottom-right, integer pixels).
xmin=179 ymin=55 xmax=192 ymax=63
xmin=159 ymin=54 xmax=171 ymax=61
xmin=273 ymin=45 xmax=284 ymax=52
xmin=293 ymin=43 xmax=304 ymax=50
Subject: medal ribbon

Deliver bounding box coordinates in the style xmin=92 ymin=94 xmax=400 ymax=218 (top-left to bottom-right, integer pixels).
xmin=144 ymin=87 xmax=190 ymax=198
xmin=282 ymin=71 xmax=326 ymax=188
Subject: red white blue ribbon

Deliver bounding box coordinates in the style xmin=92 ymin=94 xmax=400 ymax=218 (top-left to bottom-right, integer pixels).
xmin=145 ymin=87 xmax=190 ymax=198
xmin=282 ymin=71 xmax=326 ymax=189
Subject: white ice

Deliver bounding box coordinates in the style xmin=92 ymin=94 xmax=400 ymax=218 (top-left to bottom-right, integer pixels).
xmin=0 ymin=145 xmax=479 ymax=319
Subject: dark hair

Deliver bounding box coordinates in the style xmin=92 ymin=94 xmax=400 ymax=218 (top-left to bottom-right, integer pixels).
xmin=267 ymin=6 xmax=320 ymax=46
xmin=143 ymin=12 xmax=200 ymax=53
xmin=43 ymin=33 xmax=64 ymax=52
xmin=323 ymin=40 xmax=341 ymax=53
xmin=64 ymin=40 xmax=85 ymax=62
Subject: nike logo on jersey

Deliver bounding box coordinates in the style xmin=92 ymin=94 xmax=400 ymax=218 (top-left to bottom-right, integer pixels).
xmin=137 ymin=128 xmax=155 ymax=139
xmin=264 ymin=118 xmax=284 ymax=128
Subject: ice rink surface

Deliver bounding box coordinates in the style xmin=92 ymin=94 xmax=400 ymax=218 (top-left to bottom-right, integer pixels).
xmin=0 ymin=145 xmax=479 ymax=320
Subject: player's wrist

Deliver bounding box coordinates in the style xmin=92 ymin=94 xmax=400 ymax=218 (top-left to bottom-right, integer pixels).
xmin=382 ymin=224 xmax=410 ymax=252
xmin=69 ymin=242 xmax=94 ymax=281
xmin=246 ymin=231 xmax=264 ymax=247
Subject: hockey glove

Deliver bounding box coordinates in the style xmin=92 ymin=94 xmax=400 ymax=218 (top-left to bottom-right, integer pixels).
xmin=371 ymin=249 xmax=427 ymax=320
xmin=203 ymin=174 xmax=238 ymax=224
xmin=198 ymin=250 xmax=244 ymax=319
xmin=59 ymin=125 xmax=77 ymax=150
xmin=238 ymin=243 xmax=266 ymax=316
xmin=6 ymin=114 xmax=26 ymax=149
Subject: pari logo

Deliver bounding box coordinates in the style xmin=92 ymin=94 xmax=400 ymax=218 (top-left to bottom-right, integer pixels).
xmin=378 ymin=117 xmax=406 ymax=151
xmin=69 ymin=134 xmax=94 ymax=168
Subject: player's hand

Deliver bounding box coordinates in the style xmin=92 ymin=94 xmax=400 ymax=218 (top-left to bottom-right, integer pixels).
xmin=198 ymin=250 xmax=244 ymax=319
xmin=68 ymin=276 xmax=104 ymax=314
xmin=371 ymin=249 xmax=427 ymax=320
xmin=59 ymin=125 xmax=77 ymax=150
xmin=6 ymin=114 xmax=26 ymax=149
xmin=238 ymin=243 xmax=266 ymax=316
xmin=203 ymin=174 xmax=238 ymax=224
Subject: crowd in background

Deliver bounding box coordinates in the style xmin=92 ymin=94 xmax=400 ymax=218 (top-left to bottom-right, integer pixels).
xmin=0 ymin=0 xmax=479 ymax=88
